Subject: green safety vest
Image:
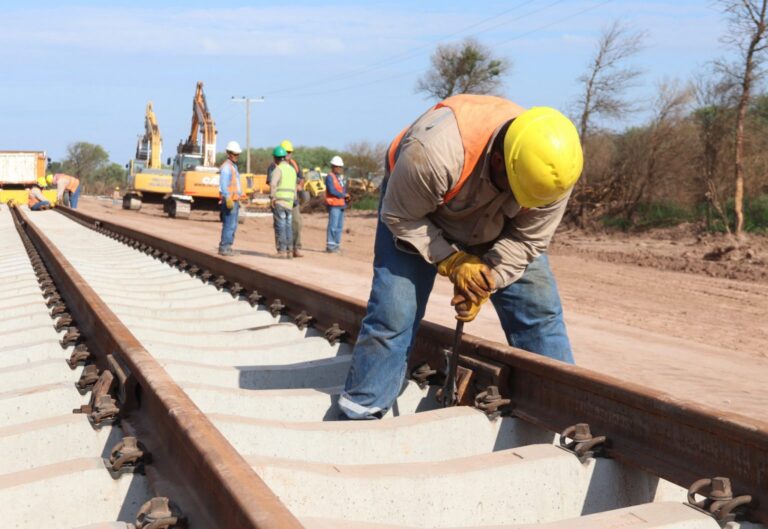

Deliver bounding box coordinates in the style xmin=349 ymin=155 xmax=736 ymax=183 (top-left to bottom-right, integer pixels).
xmin=275 ymin=161 xmax=297 ymax=207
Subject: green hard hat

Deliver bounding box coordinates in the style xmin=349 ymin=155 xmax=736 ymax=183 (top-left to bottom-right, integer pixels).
xmin=273 ymin=145 xmax=287 ymax=157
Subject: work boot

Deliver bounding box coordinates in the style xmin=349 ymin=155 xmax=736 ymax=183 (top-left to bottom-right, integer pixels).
xmin=293 ymin=248 xmax=303 ymax=258
xmin=218 ymin=247 xmax=234 ymax=257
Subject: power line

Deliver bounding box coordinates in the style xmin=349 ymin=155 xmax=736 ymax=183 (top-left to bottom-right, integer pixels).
xmin=261 ymin=0 xmax=563 ymax=97
xmin=272 ymin=0 xmax=614 ymax=101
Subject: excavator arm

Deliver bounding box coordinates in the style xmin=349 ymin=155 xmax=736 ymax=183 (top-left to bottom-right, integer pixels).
xmin=179 ymin=81 xmax=217 ymax=167
xmin=135 ymin=102 xmax=163 ymax=169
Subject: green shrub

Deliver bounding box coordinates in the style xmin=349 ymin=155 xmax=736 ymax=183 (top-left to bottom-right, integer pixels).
xmin=635 ymin=201 xmax=694 ymax=229
xmin=350 ymin=193 xmax=380 ymax=211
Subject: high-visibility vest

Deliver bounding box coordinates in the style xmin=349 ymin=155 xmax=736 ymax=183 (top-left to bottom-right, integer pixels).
xmin=274 ymin=161 xmax=297 ymax=207
xmin=28 ymin=190 xmax=40 ymax=208
xmin=325 ymin=172 xmax=346 ymax=207
xmin=220 ymin=160 xmax=241 ymax=200
xmin=66 ymin=176 xmax=80 ymax=193
xmin=386 ymin=94 xmax=524 ymax=204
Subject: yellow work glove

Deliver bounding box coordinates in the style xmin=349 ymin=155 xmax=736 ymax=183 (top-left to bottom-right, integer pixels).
xmin=225 ymin=197 xmax=235 ymax=210
xmin=451 ymin=289 xmax=487 ymax=322
xmin=437 ymin=251 xmax=496 ymax=304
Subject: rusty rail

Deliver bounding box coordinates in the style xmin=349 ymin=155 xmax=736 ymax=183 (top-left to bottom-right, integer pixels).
xmin=13 ymin=205 xmax=305 ymax=529
xmin=58 ymin=205 xmax=768 ymax=523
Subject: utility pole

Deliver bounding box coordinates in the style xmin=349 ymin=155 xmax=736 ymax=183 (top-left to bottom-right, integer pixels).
xmin=230 ymin=96 xmax=265 ymax=173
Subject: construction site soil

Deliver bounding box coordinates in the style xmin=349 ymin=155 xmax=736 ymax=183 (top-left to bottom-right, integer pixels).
xmin=78 ymin=197 xmax=768 ymax=421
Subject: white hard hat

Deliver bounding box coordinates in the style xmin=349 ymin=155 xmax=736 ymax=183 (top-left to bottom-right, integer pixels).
xmin=226 ymin=140 xmax=242 ymax=154
xmin=330 ymin=155 xmax=344 ymax=167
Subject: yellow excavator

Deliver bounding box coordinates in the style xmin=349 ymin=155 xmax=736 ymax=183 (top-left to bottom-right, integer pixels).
xmin=164 ymin=81 xmax=253 ymax=219
xmin=123 ymin=102 xmax=172 ymax=210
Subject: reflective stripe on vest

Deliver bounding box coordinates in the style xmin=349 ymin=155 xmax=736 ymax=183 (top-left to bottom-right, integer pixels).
xmin=325 ymin=172 xmax=345 ymax=207
xmin=275 ymin=161 xmax=297 ymax=207
xmin=386 ymin=94 xmax=524 ymax=203
xmin=221 ymin=160 xmax=241 ymax=200
xmin=66 ymin=177 xmax=80 ymax=193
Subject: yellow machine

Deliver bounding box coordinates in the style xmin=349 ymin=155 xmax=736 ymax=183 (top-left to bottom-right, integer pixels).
xmin=123 ymin=102 xmax=173 ymax=210
xmin=0 ymin=151 xmax=56 ymax=205
xmin=304 ymin=168 xmax=326 ymax=197
xmin=165 ymin=81 xmax=253 ymax=219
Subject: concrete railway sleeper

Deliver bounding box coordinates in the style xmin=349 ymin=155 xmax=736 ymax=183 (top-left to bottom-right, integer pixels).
xmin=1 ymin=203 xmax=765 ymax=528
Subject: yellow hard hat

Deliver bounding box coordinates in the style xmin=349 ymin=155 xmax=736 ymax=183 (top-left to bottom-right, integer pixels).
xmin=280 ymin=139 xmax=294 ymax=152
xmin=504 ymin=107 xmax=583 ymax=208
xmin=46 ymin=174 xmax=53 ymax=184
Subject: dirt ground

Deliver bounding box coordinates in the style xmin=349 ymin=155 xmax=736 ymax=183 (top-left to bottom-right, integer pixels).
xmin=78 ymin=197 xmax=768 ymax=420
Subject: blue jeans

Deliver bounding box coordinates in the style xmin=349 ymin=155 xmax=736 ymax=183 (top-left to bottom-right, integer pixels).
xmin=31 ymin=200 xmax=50 ymax=211
xmin=339 ymin=217 xmax=573 ymax=420
xmin=273 ymin=204 xmax=293 ymax=252
xmin=219 ymin=201 xmax=239 ymax=252
xmin=327 ymin=206 xmax=345 ymax=251
xmin=70 ymin=186 xmax=81 ymax=208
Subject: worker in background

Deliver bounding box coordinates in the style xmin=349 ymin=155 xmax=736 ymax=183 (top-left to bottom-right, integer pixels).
xmin=54 ymin=173 xmax=78 ymax=207
xmin=269 ymin=145 xmax=297 ymax=259
xmin=28 ymin=184 xmax=51 ymax=211
xmin=46 ymin=174 xmax=54 ymax=189
xmin=112 ymin=186 xmax=121 ymax=206
xmin=325 ymin=155 xmax=349 ymax=253
xmin=218 ymin=141 xmax=243 ymax=257
xmin=37 ymin=174 xmax=47 ymax=189
xmin=67 ymin=174 xmax=81 ymax=208
xmin=338 ymin=95 xmax=583 ymax=420
xmin=284 ymin=140 xmax=305 ymax=257
xmin=267 ymin=140 xmax=304 ymax=257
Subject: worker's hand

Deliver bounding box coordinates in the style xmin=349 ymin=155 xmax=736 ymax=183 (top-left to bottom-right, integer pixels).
xmin=225 ymin=197 xmax=235 ymax=210
xmin=437 ymin=251 xmax=495 ymax=304
xmin=270 ymin=198 xmax=276 ymax=209
xmin=345 ymin=194 xmax=351 ymax=203
xmin=451 ymin=289 xmax=486 ymax=322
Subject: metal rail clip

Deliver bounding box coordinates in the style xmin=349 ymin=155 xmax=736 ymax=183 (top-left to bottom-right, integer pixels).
xmin=559 ymin=423 xmax=607 ymax=461
xmin=474 ymin=385 xmax=511 ymax=420
xmin=687 ymin=477 xmax=753 ymax=524
xmin=133 ymin=497 xmax=184 ymax=529
xmin=104 ymin=436 xmax=152 ymax=479
xmin=325 ymin=323 xmax=348 ymax=345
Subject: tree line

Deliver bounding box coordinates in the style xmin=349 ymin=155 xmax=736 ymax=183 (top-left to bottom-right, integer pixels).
xmin=414 ymin=2 xmax=768 ymax=236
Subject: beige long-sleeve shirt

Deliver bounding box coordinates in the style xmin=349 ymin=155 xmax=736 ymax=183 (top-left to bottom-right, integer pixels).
xmin=381 ymin=106 xmax=569 ymax=289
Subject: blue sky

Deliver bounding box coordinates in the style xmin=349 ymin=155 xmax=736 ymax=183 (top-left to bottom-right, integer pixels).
xmin=0 ymin=1 xmax=729 ymax=164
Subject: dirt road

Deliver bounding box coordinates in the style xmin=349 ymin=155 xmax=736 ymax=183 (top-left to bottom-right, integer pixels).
xmin=77 ymin=197 xmax=768 ymax=419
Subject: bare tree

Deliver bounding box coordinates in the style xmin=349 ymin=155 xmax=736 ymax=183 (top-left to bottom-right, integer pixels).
xmin=718 ymin=0 xmax=768 ymax=238
xmin=574 ymin=20 xmax=645 ymax=225
xmin=416 ymin=38 xmax=510 ymax=100
xmin=693 ymin=73 xmax=736 ymax=233
xmin=608 ymin=81 xmax=694 ymax=221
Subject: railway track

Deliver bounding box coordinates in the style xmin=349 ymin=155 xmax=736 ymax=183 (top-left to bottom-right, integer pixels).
xmin=2 ymin=204 xmax=766 ymax=529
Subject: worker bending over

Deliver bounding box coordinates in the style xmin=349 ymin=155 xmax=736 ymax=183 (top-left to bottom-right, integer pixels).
xmin=338 ymin=94 xmax=583 ymax=420
xmin=218 ymin=141 xmax=242 ymax=257
xmin=54 ymin=173 xmax=80 ymax=208
xmin=28 ymin=184 xmax=51 ymax=211
xmin=269 ymin=145 xmax=298 ymax=259
xmin=325 ymin=155 xmax=349 ymax=253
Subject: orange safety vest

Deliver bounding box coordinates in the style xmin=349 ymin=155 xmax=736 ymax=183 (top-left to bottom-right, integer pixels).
xmin=387 ymin=94 xmax=524 ymax=204
xmin=220 ymin=160 xmax=240 ymax=200
xmin=65 ymin=176 xmax=80 ymax=193
xmin=325 ymin=172 xmax=346 ymax=207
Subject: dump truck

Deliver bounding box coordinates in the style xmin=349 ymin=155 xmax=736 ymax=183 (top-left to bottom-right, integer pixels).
xmin=0 ymin=151 xmax=56 ymax=206
xmin=165 ymin=81 xmax=253 ymax=219
xmin=123 ymin=102 xmax=172 ymax=211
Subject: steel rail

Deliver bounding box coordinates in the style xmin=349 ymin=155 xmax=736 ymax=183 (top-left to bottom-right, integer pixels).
xmin=57 ymin=206 xmax=768 ymax=523
xmin=13 ymin=205 xmax=305 ymax=529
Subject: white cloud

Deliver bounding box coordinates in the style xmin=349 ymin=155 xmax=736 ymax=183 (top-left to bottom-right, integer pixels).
xmin=0 ymin=5 xmax=466 ymax=57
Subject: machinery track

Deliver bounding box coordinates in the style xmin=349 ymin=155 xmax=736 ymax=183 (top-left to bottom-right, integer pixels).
xmin=2 ymin=204 xmax=766 ymax=529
